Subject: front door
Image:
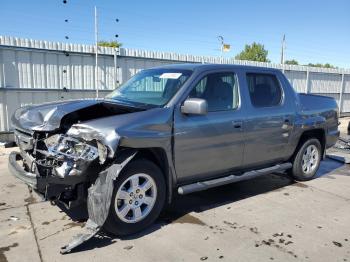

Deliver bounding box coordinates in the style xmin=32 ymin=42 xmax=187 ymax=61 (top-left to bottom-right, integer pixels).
xmin=174 ymin=71 xmax=245 ymax=183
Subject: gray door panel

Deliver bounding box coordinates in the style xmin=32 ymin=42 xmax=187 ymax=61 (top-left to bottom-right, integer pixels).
xmin=173 ymin=70 xmax=245 ymax=182
xmin=243 ymin=111 xmax=293 ymax=166
xmin=174 ymin=110 xmax=244 ymax=182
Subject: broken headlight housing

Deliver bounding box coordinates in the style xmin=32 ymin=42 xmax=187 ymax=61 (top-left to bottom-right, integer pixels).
xmin=44 ymin=134 xmax=98 ymax=161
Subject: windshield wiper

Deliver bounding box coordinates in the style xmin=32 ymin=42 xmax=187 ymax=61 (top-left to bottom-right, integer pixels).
xmin=107 ymin=98 xmax=151 ymax=110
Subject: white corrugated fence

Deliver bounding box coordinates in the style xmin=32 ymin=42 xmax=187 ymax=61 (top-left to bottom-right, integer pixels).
xmin=1 ymin=35 xmax=349 ymax=132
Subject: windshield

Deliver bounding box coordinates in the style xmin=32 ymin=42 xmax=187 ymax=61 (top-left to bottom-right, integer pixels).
xmin=106 ymin=69 xmax=192 ymax=107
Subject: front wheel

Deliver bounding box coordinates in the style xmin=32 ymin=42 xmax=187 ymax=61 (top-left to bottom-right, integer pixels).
xmin=103 ymin=159 xmax=166 ymax=236
xmin=290 ymin=138 xmax=322 ymax=181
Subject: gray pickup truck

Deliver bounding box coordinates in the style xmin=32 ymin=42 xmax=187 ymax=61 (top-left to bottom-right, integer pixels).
xmin=9 ymin=64 xmax=339 ymax=252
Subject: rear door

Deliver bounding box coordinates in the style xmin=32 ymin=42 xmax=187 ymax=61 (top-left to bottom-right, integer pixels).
xmin=173 ymin=71 xmax=246 ymax=183
xmin=242 ymin=72 xmax=295 ymax=167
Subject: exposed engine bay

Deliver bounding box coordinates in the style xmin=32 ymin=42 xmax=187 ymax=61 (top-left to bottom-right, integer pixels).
xmin=16 ymin=131 xmax=98 ymax=207
xmin=13 ymin=100 xmax=143 ymax=207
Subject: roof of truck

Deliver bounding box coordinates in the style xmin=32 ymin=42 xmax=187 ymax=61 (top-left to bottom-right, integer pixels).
xmin=150 ymin=63 xmax=281 ymax=73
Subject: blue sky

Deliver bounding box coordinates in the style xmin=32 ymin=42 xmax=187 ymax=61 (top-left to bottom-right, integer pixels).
xmin=1 ymin=0 xmax=349 ymax=68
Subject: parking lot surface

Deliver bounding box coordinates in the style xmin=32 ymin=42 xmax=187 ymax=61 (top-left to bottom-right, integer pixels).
xmin=0 ymin=146 xmax=350 ymax=262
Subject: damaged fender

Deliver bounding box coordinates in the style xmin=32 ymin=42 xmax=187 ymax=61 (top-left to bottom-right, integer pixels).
xmin=67 ymin=123 xmax=120 ymax=159
xmin=60 ymin=150 xmax=137 ymax=254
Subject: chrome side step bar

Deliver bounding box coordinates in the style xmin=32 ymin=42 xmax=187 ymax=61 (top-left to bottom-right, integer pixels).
xmin=177 ymin=162 xmax=292 ymax=195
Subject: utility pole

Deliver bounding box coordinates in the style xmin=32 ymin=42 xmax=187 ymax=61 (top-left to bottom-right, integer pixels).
xmin=280 ymin=34 xmax=286 ymax=65
xmin=94 ymin=6 xmax=99 ymax=98
xmin=114 ymin=19 xmax=120 ymax=89
xmin=114 ymin=48 xmax=118 ymax=89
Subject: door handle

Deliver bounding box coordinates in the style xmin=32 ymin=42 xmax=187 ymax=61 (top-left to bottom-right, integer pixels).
xmin=232 ymin=120 xmax=243 ymax=129
xmin=282 ymin=118 xmax=292 ymax=130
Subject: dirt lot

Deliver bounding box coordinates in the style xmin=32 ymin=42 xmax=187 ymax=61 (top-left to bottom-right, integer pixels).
xmin=0 ymin=144 xmax=350 ymax=262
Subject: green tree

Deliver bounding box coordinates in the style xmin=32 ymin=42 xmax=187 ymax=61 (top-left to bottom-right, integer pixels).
xmin=235 ymin=42 xmax=270 ymax=62
xmin=98 ymin=40 xmax=122 ymax=48
xmin=285 ymin=59 xmax=299 ymax=65
xmin=307 ymin=63 xmax=336 ymax=69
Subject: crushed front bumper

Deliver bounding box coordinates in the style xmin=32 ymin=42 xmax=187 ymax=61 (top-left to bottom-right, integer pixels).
xmin=8 ymin=151 xmax=87 ymax=205
xmin=8 ymin=151 xmax=38 ymax=189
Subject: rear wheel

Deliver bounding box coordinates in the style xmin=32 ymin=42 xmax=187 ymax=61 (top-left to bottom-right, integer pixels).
xmin=103 ymin=159 xmax=166 ymax=236
xmin=290 ymin=138 xmax=322 ymax=181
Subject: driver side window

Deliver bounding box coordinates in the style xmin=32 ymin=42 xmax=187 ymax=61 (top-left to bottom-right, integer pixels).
xmin=189 ymin=72 xmax=239 ymax=111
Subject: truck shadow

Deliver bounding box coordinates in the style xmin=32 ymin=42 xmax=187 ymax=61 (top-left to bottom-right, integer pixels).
xmin=159 ymin=173 xmax=295 ymax=227
xmin=64 ymin=158 xmax=344 ymax=253
xmin=129 ymin=158 xmax=344 ymax=235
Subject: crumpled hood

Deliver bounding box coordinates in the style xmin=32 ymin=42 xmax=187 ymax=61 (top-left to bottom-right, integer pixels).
xmin=11 ymin=98 xmax=173 ymax=159
xmin=11 ymin=99 xmax=115 ymax=132
xmin=67 ymin=107 xmax=173 ymax=157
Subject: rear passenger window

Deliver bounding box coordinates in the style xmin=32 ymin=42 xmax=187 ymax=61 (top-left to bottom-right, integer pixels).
xmin=246 ymin=73 xmax=282 ymax=107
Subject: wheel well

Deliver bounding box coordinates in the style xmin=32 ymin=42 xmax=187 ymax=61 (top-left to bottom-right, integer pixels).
xmin=294 ymin=129 xmax=326 ymax=158
xmin=133 ymin=148 xmax=172 ymax=203
xmin=136 ymin=148 xmax=169 ymax=176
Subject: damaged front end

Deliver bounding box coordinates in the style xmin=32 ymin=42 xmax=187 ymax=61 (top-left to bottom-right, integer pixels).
xmin=8 ymin=101 xmax=126 ymax=252
xmin=9 ymin=125 xmax=136 ymax=253
xmin=9 ymin=99 xmax=137 ymax=208
xmin=11 ymin=129 xmax=107 ymax=208
xmin=10 ymin=124 xmax=137 ymax=254
xmin=9 ymin=98 xmax=166 ymax=253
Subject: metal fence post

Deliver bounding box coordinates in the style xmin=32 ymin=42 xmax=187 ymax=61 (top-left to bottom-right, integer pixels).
xmin=305 ymin=69 xmax=310 ymax=93
xmin=114 ymin=48 xmax=118 ymax=89
xmin=0 ymin=49 xmax=5 ymax=88
xmin=338 ymin=73 xmax=345 ymax=114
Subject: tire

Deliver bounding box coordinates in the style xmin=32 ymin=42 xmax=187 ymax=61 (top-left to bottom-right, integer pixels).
xmin=290 ymin=138 xmax=322 ymax=181
xmin=103 ymin=158 xmax=166 ymax=236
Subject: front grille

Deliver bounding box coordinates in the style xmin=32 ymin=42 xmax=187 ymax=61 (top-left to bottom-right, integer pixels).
xmin=14 ymin=129 xmax=34 ymax=151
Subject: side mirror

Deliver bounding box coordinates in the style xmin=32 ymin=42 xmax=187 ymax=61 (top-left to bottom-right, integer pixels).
xmin=181 ymin=98 xmax=208 ymax=115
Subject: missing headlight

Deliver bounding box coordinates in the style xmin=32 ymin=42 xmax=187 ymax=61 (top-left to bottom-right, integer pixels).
xmin=44 ymin=135 xmax=98 ymax=161
xmin=97 ymin=141 xmax=108 ymax=164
